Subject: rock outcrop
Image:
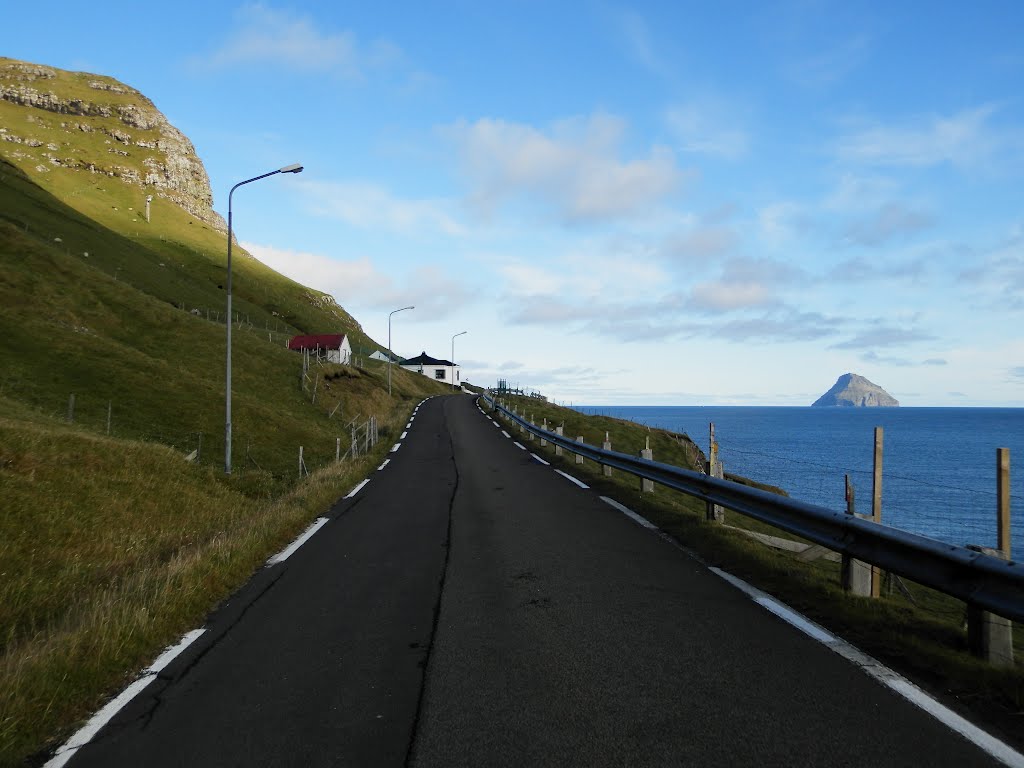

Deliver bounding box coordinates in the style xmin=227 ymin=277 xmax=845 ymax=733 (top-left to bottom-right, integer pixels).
xmin=0 ymin=57 xmax=224 ymax=230
xmin=812 ymin=373 xmax=899 ymax=407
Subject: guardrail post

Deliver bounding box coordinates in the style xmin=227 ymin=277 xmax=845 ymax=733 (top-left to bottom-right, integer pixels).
xmin=706 ymin=423 xmax=724 ymax=523
xmin=576 ymin=436 xmax=584 ymax=465
xmin=602 ymin=432 xmax=612 ymax=476
xmin=640 ymin=437 xmax=654 ymax=493
xmin=967 ymin=547 xmax=1014 ymax=666
xmin=540 ymin=419 xmax=548 ymax=447
xmin=555 ymin=425 xmax=564 ymax=456
xmin=841 ymin=475 xmax=871 ymax=596
xmin=528 ymin=415 xmax=535 ymax=441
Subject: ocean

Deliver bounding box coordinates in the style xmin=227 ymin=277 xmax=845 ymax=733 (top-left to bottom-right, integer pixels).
xmin=573 ymin=406 xmax=1024 ymax=555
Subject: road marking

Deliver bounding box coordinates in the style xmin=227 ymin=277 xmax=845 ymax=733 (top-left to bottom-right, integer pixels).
xmin=267 ymin=518 xmax=330 ymax=565
xmin=345 ymin=479 xmax=371 ymax=498
xmin=401 ymin=431 xmax=408 ymax=440
xmin=708 ymin=566 xmax=1024 ymax=767
xmin=46 ymin=629 xmax=207 ymax=768
xmin=513 ymin=442 xmax=526 ymax=450
xmin=378 ymin=459 xmax=390 ymax=471
xmin=501 ymin=430 xmax=511 ymax=438
xmin=555 ymin=470 xmax=589 ymax=489
xmin=390 ymin=443 xmax=401 ymax=453
xmin=599 ymin=496 xmax=658 ymax=529
xmin=530 ymin=453 xmax=550 ymax=466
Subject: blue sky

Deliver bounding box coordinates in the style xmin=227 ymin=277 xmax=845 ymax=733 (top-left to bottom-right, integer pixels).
xmin=8 ymin=1 xmax=1024 ymax=405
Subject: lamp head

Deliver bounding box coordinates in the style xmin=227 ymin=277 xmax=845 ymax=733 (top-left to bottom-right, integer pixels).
xmin=279 ymin=163 xmax=304 ymax=174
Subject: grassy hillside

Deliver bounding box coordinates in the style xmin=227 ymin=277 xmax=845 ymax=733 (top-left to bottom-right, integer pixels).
xmin=0 ymin=60 xmax=456 ymax=765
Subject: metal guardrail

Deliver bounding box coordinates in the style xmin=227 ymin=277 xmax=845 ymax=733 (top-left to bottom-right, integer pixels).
xmin=483 ymin=393 xmax=1024 ymax=624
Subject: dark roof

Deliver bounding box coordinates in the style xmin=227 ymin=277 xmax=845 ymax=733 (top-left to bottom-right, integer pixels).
xmin=288 ymin=334 xmax=348 ymax=351
xmin=399 ymin=351 xmax=455 ymax=366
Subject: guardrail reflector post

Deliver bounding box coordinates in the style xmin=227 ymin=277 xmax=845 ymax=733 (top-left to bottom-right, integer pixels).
xmin=576 ymin=436 xmax=584 ymax=465
xmin=640 ymin=437 xmax=654 ymax=493
xmin=541 ymin=419 xmax=548 ymax=448
xmin=602 ymin=432 xmax=612 ymax=476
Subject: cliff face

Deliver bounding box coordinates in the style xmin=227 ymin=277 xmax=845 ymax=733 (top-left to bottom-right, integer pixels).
xmin=0 ymin=57 xmax=224 ymax=230
xmin=812 ymin=373 xmax=899 ymax=407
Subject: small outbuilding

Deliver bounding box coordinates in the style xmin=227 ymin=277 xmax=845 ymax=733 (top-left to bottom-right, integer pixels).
xmin=287 ymin=333 xmax=352 ymax=365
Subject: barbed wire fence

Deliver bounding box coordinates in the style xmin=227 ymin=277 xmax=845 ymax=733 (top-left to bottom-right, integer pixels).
xmin=0 ymin=375 xmax=383 ymax=483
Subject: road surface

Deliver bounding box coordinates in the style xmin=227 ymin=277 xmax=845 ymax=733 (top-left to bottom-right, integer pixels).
xmin=61 ymin=394 xmax=1012 ymax=767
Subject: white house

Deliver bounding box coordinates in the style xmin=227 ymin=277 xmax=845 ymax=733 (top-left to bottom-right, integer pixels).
xmin=369 ymin=350 xmax=399 ymax=363
xmin=399 ymin=351 xmax=462 ymax=386
xmin=287 ymin=333 xmax=352 ymax=364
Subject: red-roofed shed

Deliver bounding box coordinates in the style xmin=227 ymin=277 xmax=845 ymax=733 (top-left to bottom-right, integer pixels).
xmin=287 ymin=334 xmax=352 ymax=364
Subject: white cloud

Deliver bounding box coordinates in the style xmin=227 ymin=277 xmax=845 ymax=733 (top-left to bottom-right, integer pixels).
xmin=242 ymin=242 xmax=474 ymax=318
xmin=665 ymin=103 xmax=749 ymax=160
xmin=445 ymin=114 xmax=684 ymax=223
xmin=835 ymin=105 xmax=1005 ymax=170
xmin=193 ymin=4 xmax=401 ymax=78
xmin=298 ymin=180 xmax=464 ymax=236
xmin=688 ymin=281 xmax=773 ymax=313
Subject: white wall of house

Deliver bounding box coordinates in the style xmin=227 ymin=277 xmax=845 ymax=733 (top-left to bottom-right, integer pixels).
xmin=327 ymin=336 xmax=352 ymax=365
xmin=401 ymin=363 xmax=461 ymax=385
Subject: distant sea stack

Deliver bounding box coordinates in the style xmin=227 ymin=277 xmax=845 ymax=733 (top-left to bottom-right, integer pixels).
xmin=812 ymin=373 xmax=899 ymax=407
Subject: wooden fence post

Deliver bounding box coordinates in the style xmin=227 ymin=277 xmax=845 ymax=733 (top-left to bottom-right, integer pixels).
xmin=871 ymin=427 xmax=884 ymax=598
xmin=968 ymin=448 xmax=1014 ymax=666
xmin=299 ymin=446 xmax=304 ymax=478
xmin=106 ymin=400 xmax=112 ymax=435
xmin=336 ymin=437 xmax=341 ymax=462
xmin=67 ymin=393 xmax=75 ymax=423
xmin=706 ymin=423 xmax=724 ymax=523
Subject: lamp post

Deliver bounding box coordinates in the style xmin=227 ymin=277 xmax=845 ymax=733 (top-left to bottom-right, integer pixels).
xmin=388 ymin=305 xmax=414 ymax=396
xmin=225 ymin=163 xmax=303 ymax=475
xmin=451 ymin=330 xmax=467 ymax=392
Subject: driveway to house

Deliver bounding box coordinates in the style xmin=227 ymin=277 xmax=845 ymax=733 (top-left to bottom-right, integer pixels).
xmin=63 ymin=394 xmax=1014 ymax=767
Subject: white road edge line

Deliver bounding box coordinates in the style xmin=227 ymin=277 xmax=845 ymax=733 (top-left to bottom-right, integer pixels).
xmin=390 ymin=443 xmax=401 ymax=453
xmin=555 ymin=470 xmax=589 ymax=489
xmin=401 ymin=431 xmax=408 ymax=440
xmin=46 ymin=629 xmax=207 ymax=768
xmin=378 ymin=459 xmax=390 ymax=471
xmin=267 ymin=518 xmax=329 ymax=566
xmin=530 ymin=453 xmax=550 ymax=466
xmin=599 ymin=496 xmax=658 ymax=529
xmin=345 ymin=478 xmax=371 ymax=498
xmin=708 ymin=566 xmax=1024 ymax=768
xmin=513 ymin=442 xmax=526 ymax=450
xmin=501 ymin=430 xmax=511 ymax=438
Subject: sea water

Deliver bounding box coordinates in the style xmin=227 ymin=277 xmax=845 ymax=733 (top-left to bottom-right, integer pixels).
xmin=574 ymin=406 xmax=1024 ymax=555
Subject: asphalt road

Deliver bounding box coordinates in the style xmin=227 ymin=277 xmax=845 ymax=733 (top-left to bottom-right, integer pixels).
xmin=65 ymin=394 xmax=1008 ymax=767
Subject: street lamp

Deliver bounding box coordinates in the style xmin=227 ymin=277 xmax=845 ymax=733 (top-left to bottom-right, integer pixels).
xmin=451 ymin=330 xmax=467 ymax=392
xmin=388 ymin=305 xmax=414 ymax=396
xmin=225 ymin=163 xmax=303 ymax=475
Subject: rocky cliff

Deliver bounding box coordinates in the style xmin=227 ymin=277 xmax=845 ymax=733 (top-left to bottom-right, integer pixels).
xmin=812 ymin=373 xmax=899 ymax=407
xmin=0 ymin=57 xmax=224 ymax=230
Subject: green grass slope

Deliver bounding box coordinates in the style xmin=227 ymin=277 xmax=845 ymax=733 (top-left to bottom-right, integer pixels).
xmin=0 ymin=59 xmax=455 ymax=765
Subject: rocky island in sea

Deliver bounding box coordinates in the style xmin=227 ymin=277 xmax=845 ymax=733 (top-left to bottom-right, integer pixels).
xmin=812 ymin=373 xmax=899 ymax=407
